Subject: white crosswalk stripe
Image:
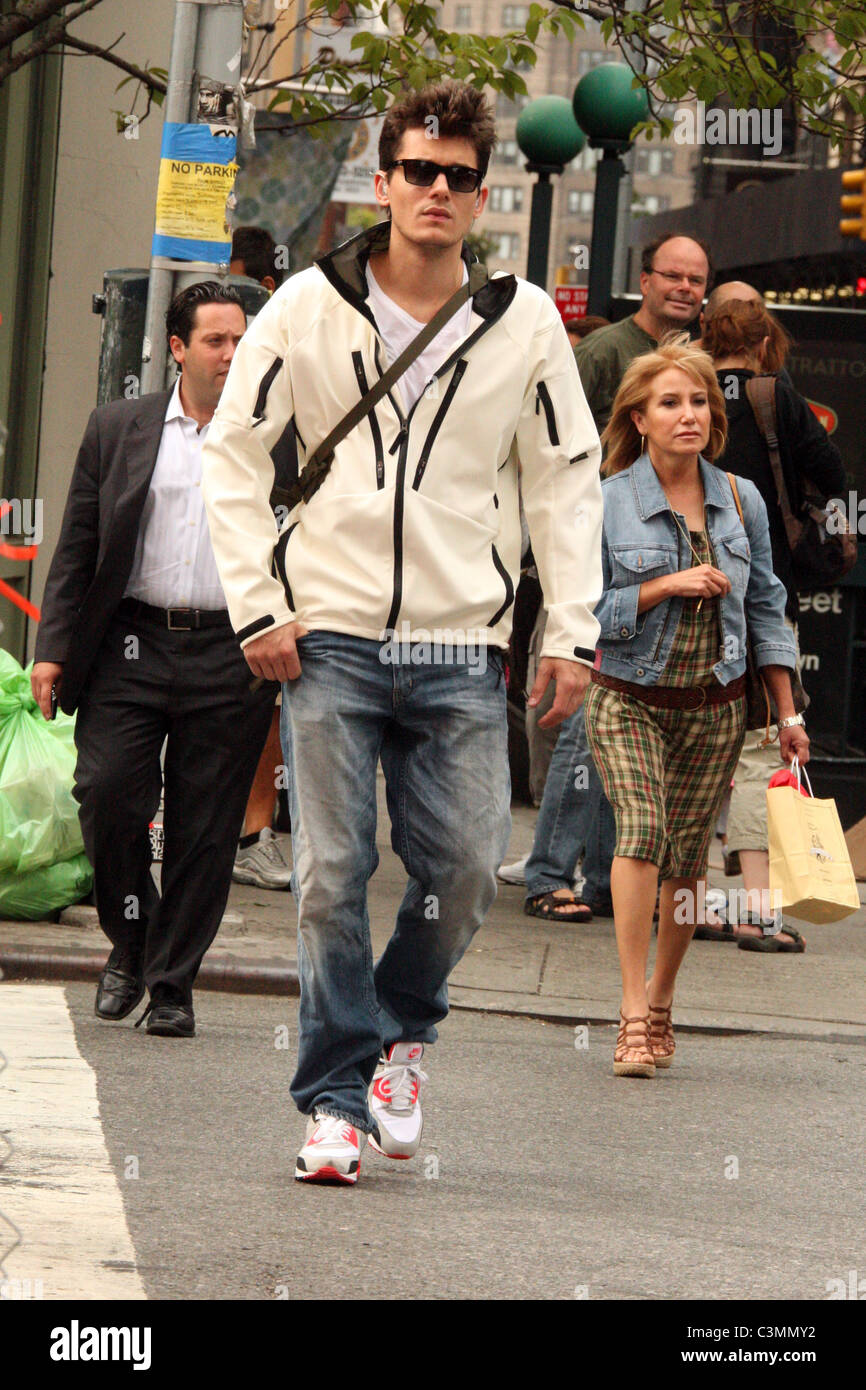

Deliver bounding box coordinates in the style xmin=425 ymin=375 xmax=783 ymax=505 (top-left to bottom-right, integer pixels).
xmin=0 ymin=983 xmax=145 ymax=1300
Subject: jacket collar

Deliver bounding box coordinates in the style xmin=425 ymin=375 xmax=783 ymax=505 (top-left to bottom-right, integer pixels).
xmin=120 ymin=389 xmax=174 ymax=500
xmin=315 ymin=219 xmax=514 ymax=322
xmin=132 ymin=387 xmax=175 ymax=435
xmin=629 ymin=451 xmax=732 ymax=520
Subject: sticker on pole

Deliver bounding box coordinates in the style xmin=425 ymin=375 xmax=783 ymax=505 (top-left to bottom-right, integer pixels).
xmin=152 ymin=122 xmax=238 ymax=263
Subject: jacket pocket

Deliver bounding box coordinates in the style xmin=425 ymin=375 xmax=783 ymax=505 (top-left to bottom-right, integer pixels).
xmin=609 ymin=544 xmax=671 ymax=583
xmin=352 ymin=351 xmax=384 ymax=489
xmin=412 ymin=359 xmax=468 ymax=490
xmin=489 ymin=543 xmax=515 ymax=626
xmin=273 ymin=522 xmax=299 ymax=610
xmin=535 ymin=380 xmax=559 ymax=447
xmin=717 ymin=532 xmax=751 ymax=593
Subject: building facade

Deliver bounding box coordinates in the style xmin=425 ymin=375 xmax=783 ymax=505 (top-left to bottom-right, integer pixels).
xmin=440 ymin=2 xmax=697 ymax=292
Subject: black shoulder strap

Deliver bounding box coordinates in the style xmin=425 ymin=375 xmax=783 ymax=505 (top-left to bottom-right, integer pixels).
xmin=284 ymin=261 xmax=489 ymax=511
xmin=744 ymin=375 xmax=802 ymax=550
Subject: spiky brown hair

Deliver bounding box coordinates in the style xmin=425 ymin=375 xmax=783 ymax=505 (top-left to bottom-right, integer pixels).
xmin=379 ymin=81 xmax=497 ymax=179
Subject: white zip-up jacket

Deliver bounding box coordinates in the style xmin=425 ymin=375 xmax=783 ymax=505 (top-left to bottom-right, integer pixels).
xmin=202 ymin=223 xmax=603 ymax=663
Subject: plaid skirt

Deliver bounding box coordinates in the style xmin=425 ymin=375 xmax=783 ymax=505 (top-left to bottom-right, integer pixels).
xmin=584 ymin=682 xmax=746 ymax=878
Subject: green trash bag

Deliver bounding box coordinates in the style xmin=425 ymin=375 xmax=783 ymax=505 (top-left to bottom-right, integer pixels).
xmin=0 ymin=649 xmax=92 ymax=913
xmin=0 ymin=852 xmax=93 ymax=920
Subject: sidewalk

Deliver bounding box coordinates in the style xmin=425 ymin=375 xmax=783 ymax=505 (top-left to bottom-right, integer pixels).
xmin=2 ymin=771 xmax=865 ymax=1039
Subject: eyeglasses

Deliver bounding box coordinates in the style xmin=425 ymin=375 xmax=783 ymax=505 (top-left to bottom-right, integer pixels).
xmin=387 ymin=158 xmax=483 ymax=193
xmin=648 ymin=268 xmax=707 ymax=289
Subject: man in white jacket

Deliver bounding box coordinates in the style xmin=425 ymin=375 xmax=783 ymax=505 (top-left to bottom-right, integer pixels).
xmin=203 ymin=82 xmax=603 ymax=1184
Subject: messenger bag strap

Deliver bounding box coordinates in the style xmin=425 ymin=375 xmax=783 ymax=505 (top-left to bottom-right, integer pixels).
xmin=744 ymin=375 xmax=802 ymax=551
xmin=727 ymin=470 xmax=772 ymax=744
xmin=283 ymin=260 xmax=489 ymax=511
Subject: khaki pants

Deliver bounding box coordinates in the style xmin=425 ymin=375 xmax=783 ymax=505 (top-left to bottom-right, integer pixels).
xmin=726 ymin=619 xmax=801 ymax=855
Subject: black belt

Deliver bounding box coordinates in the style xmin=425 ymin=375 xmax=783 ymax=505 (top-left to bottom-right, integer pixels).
xmin=118 ymin=598 xmax=232 ymax=631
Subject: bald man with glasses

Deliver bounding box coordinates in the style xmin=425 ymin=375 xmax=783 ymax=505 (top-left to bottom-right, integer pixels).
xmin=573 ymin=233 xmax=714 ymax=435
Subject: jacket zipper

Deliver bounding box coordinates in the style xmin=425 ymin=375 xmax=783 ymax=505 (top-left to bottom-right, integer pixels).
xmin=381 ymin=300 xmax=516 ymax=634
xmin=489 ymin=543 xmax=515 ymax=627
xmin=274 ymin=521 xmax=299 ymax=610
xmin=352 ymin=351 xmax=384 ymax=488
xmin=536 ymin=380 xmax=559 ymax=446
xmin=412 ymin=359 xmax=468 ymax=490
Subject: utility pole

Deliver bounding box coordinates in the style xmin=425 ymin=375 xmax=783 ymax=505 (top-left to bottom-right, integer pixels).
xmin=140 ymin=0 xmax=245 ymax=395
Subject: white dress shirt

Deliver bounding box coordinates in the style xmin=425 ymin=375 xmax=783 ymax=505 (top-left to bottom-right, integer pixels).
xmin=124 ymin=378 xmax=228 ymax=610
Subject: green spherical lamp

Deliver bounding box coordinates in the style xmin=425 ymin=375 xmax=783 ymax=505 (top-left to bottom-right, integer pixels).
xmin=516 ymin=96 xmax=585 ymax=170
xmin=573 ymin=62 xmax=650 ymax=148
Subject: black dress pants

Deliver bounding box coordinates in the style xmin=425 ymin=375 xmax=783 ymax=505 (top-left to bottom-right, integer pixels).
xmin=72 ymin=605 xmax=277 ymax=1004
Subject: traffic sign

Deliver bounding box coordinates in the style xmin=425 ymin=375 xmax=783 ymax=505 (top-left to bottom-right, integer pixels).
xmin=554 ymin=285 xmax=589 ymax=320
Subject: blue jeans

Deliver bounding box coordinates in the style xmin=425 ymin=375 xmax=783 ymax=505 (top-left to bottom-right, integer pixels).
xmin=524 ymin=705 xmax=615 ymax=905
xmin=282 ymin=631 xmax=511 ymax=1133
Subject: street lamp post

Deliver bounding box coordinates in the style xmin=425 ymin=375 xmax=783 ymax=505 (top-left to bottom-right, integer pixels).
xmin=572 ymin=63 xmax=650 ymax=317
xmin=515 ymin=97 xmax=585 ymax=290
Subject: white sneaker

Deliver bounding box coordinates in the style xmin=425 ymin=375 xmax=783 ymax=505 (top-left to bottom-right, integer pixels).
xmin=497 ymin=854 xmax=529 ymax=885
xmin=294 ymin=1112 xmax=367 ymax=1184
xmin=368 ymin=1043 xmax=427 ymax=1159
xmin=233 ymin=827 xmax=293 ymax=890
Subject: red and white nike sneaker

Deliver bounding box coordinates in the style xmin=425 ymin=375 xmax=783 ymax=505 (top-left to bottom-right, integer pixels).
xmin=368 ymin=1043 xmax=428 ymax=1160
xmin=294 ymin=1112 xmax=367 ymax=1184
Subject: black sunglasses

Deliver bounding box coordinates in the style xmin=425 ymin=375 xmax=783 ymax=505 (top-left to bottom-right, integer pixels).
xmin=387 ymin=158 xmax=483 ymax=193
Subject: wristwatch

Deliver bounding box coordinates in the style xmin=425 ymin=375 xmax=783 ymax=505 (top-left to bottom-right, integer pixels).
xmin=777 ymin=714 xmax=806 ymax=730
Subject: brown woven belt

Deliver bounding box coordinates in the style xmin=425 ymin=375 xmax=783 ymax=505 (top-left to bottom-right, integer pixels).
xmin=590 ymin=670 xmax=746 ymax=711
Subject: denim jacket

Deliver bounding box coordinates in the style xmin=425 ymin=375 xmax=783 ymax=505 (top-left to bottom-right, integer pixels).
xmin=594 ymin=454 xmax=796 ymax=686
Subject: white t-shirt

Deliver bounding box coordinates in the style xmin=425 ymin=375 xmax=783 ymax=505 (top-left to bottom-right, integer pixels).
xmin=365 ymin=262 xmax=473 ymax=412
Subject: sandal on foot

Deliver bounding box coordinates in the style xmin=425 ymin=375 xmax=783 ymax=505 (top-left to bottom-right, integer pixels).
xmin=648 ymin=1002 xmax=675 ymax=1068
xmin=613 ymin=1012 xmax=655 ymax=1078
xmin=737 ymin=920 xmax=805 ymax=953
xmin=524 ymin=890 xmax=593 ymax=923
xmin=692 ymin=919 xmax=737 ymax=943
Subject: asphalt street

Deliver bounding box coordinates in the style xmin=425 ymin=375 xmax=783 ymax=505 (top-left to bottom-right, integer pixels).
xmin=33 ymin=981 xmax=866 ymax=1302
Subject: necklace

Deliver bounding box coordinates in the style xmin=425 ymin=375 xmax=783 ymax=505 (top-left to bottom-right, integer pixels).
xmin=669 ymin=507 xmax=711 ymax=615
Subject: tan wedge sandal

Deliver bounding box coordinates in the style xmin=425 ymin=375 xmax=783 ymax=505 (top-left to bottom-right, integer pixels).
xmin=613 ymin=1012 xmax=656 ymax=1078
xmin=648 ymin=1002 xmax=675 ymax=1069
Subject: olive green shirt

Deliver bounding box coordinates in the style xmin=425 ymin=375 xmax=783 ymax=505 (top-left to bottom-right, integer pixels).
xmin=573 ymin=315 xmax=657 ymax=434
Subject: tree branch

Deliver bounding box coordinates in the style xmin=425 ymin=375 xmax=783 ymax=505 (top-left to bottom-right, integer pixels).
xmin=0 ymin=0 xmax=78 ymax=49
xmin=0 ymin=0 xmax=103 ymax=84
xmin=61 ymin=34 xmax=167 ymax=93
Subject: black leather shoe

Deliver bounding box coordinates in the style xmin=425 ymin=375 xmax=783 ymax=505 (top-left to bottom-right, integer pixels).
xmin=94 ymin=967 xmax=145 ymax=1020
xmin=138 ymin=1002 xmax=195 ymax=1037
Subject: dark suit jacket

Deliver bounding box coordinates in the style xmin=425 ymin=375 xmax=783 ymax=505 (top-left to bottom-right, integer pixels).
xmin=36 ymin=386 xmax=298 ymax=715
xmin=35 ymin=390 xmax=174 ymax=714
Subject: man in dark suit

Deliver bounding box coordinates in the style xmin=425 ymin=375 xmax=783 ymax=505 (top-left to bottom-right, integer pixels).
xmin=31 ymin=282 xmax=277 ymax=1036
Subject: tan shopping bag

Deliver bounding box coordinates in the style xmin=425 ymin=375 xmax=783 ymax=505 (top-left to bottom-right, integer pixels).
xmin=767 ymin=760 xmax=860 ymax=923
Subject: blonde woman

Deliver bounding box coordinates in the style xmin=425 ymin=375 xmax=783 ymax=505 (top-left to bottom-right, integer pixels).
xmin=583 ymin=339 xmax=809 ymax=1077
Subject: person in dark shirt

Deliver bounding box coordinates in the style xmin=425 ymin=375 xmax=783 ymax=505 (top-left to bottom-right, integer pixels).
xmin=705 ymin=297 xmax=845 ymax=620
xmin=700 ymin=295 xmax=845 ymax=953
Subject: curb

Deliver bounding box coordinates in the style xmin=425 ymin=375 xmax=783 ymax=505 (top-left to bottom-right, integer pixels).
xmin=0 ymin=945 xmax=299 ymax=998
xmin=3 ymin=945 xmax=864 ymax=1043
